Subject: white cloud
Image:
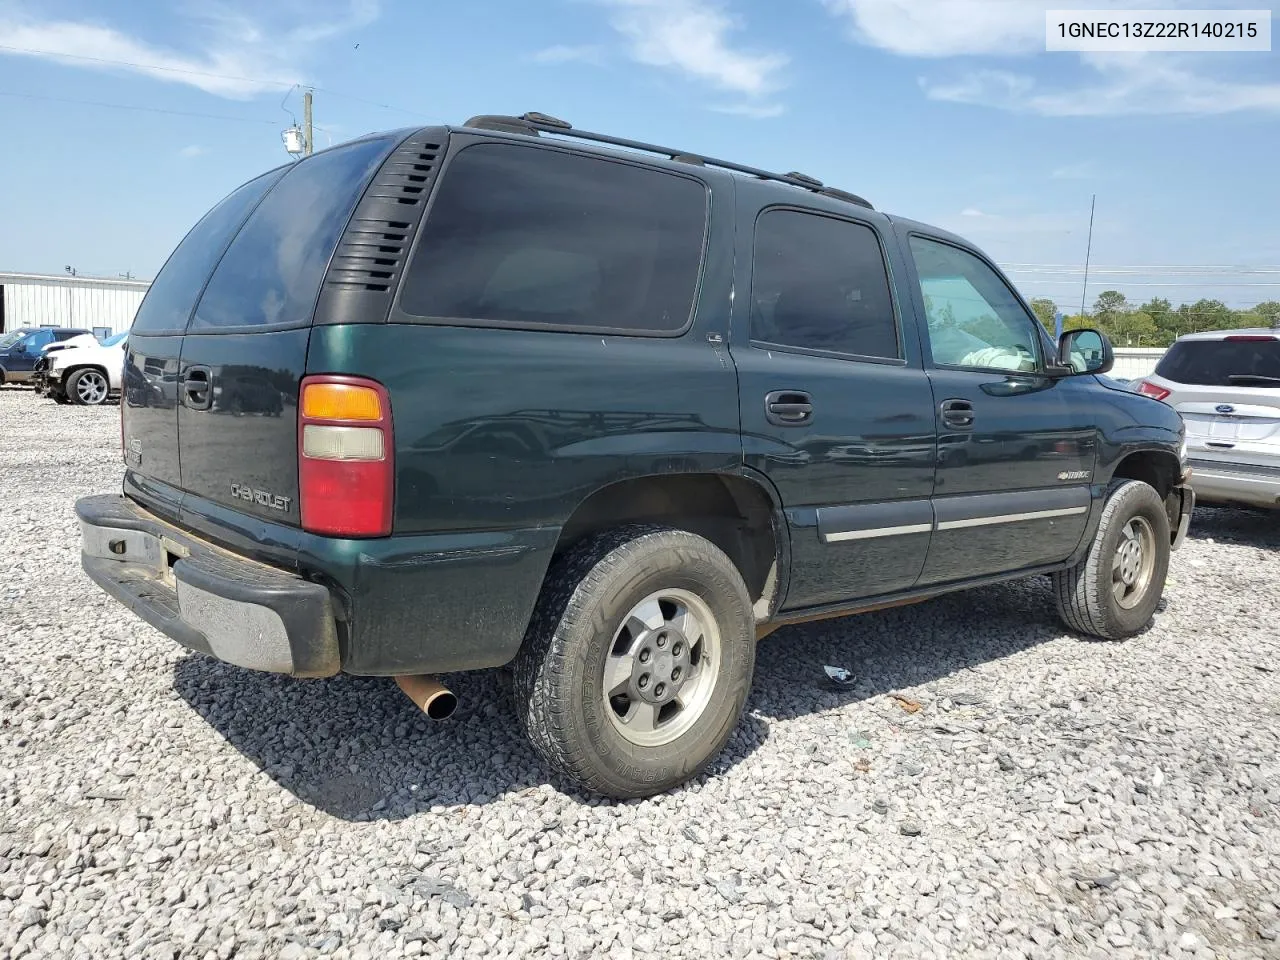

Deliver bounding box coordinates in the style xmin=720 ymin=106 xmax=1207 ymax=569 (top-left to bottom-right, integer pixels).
xmin=823 ymin=0 xmax=1053 ymax=58
xmin=711 ymin=100 xmax=785 ymax=119
xmin=530 ymin=44 xmax=606 ymax=66
xmin=1051 ymin=161 xmax=1097 ymax=180
xmin=828 ymin=0 xmax=1280 ymax=116
xmin=941 ymin=209 xmax=1083 ymax=238
xmin=0 ymin=1 xmax=378 ymax=99
xmin=604 ymin=0 xmax=787 ymax=99
xmin=926 ymin=53 xmax=1280 ymax=116
xmin=178 ymin=144 xmax=207 ymax=158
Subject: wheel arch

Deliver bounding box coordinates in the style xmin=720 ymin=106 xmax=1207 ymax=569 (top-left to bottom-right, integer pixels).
xmin=64 ymin=364 xmax=114 ymax=396
xmin=1108 ymin=447 xmax=1186 ymax=539
xmin=551 ymin=469 xmax=788 ymax=621
xmin=1109 ymin=447 xmax=1181 ymax=500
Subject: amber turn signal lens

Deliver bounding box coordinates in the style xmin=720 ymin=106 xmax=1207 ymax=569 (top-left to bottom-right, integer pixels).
xmin=301 ymin=382 xmax=382 ymax=421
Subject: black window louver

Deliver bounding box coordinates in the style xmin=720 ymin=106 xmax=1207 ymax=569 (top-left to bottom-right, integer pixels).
xmin=314 ymin=130 xmax=445 ymax=324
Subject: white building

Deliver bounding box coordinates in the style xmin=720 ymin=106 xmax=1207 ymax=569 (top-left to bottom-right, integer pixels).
xmin=0 ymin=271 xmax=150 ymax=336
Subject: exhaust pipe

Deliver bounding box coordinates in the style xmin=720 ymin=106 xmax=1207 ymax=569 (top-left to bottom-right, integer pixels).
xmin=395 ymin=674 xmax=458 ymax=721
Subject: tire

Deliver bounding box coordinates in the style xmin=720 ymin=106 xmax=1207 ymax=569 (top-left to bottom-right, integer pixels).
xmin=1053 ymin=479 xmax=1170 ymax=640
xmin=67 ymin=368 xmax=110 ymax=406
xmin=513 ymin=525 xmax=756 ymax=799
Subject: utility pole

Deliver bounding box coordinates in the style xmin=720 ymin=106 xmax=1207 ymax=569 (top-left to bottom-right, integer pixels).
xmin=1079 ymin=193 xmax=1096 ymax=319
xmin=303 ymin=89 xmax=314 ymax=157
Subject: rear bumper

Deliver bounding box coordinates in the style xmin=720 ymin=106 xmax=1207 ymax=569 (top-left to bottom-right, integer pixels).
xmin=1187 ymin=458 xmax=1280 ymax=510
xmin=76 ymin=494 xmax=340 ymax=677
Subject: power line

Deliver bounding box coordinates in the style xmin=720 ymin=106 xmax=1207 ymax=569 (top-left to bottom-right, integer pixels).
xmin=1003 ymin=264 xmax=1280 ymax=274
xmin=0 ymin=90 xmax=281 ymax=124
xmin=1010 ymin=279 xmax=1280 ymax=287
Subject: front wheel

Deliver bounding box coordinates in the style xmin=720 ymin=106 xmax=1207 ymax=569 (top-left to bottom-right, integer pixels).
xmin=1053 ymin=479 xmax=1171 ymax=640
xmin=67 ymin=368 xmax=110 ymax=406
xmin=513 ymin=525 xmax=756 ymax=799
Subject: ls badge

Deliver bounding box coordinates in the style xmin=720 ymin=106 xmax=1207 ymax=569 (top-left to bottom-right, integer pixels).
xmin=1057 ymin=470 xmax=1090 ymax=482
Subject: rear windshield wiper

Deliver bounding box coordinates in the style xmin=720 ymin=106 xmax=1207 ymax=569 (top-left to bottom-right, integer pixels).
xmin=1226 ymin=374 xmax=1280 ymax=385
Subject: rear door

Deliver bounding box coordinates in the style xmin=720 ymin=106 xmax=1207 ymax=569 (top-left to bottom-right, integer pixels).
xmin=122 ymin=168 xmax=287 ymax=518
xmin=1154 ymin=335 xmax=1280 ymax=466
xmin=732 ymin=194 xmax=936 ymax=610
xmin=174 ymin=137 xmax=396 ymax=530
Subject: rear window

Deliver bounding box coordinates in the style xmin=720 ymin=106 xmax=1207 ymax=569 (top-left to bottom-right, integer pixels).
xmin=1156 ymin=338 xmax=1280 ymax=386
xmin=190 ymin=138 xmax=393 ymax=330
xmin=751 ymin=209 xmax=899 ymax=359
xmin=399 ymin=143 xmax=708 ymax=334
xmin=131 ymin=169 xmax=285 ymax=334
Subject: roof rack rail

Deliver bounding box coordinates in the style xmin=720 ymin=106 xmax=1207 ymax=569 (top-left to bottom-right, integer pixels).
xmin=459 ymin=112 xmax=874 ymax=210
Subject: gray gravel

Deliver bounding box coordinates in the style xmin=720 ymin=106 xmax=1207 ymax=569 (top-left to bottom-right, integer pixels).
xmin=2 ymin=385 xmax=1279 ymax=960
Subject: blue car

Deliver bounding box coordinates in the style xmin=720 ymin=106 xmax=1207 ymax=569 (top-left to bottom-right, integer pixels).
xmin=0 ymin=327 xmax=93 ymax=385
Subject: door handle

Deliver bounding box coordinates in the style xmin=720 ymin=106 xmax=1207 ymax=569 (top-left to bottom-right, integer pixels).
xmin=182 ymin=366 xmax=213 ymax=410
xmin=765 ymin=390 xmax=814 ymax=427
xmin=940 ymin=398 xmax=974 ymax=430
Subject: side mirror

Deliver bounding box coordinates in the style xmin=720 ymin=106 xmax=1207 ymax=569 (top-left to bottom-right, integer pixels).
xmin=1057 ymin=328 xmax=1114 ymax=375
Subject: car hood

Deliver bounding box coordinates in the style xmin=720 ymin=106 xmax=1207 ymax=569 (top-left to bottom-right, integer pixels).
xmin=42 ymin=334 xmax=99 ymax=353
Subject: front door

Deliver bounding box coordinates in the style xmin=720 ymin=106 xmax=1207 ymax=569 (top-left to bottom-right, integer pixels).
xmin=902 ymin=233 xmax=1096 ymax=585
xmin=12 ymin=330 xmax=53 ymax=375
xmin=732 ymin=198 xmax=936 ymax=610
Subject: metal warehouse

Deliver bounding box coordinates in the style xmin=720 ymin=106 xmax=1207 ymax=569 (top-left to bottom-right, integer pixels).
xmin=0 ymin=272 xmax=150 ymax=336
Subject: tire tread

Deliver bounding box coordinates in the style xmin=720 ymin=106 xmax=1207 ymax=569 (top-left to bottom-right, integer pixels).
xmin=1053 ymin=479 xmax=1168 ymax=640
xmin=512 ymin=524 xmax=752 ymax=798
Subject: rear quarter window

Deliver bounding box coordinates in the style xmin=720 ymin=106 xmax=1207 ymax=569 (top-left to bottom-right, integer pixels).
xmin=190 ymin=138 xmax=394 ymax=331
xmin=1156 ymin=339 xmax=1280 ymax=386
xmin=398 ymin=143 xmax=708 ymax=335
xmin=130 ymin=168 xmax=286 ymax=335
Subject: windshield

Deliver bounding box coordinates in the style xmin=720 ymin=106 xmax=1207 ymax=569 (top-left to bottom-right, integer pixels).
xmin=103 ymin=331 xmax=128 ymax=346
xmin=0 ymin=329 xmax=33 ymax=349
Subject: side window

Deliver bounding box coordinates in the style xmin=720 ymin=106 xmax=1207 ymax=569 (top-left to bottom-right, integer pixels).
xmin=191 ymin=138 xmax=393 ymax=330
xmin=399 ymin=143 xmax=708 ymax=334
xmin=750 ymin=209 xmax=899 ymax=360
xmin=909 ymin=236 xmax=1042 ymax=373
xmin=131 ymin=168 xmax=286 ymax=335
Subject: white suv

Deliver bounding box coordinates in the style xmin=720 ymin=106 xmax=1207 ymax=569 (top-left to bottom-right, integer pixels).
xmin=1137 ymin=328 xmax=1280 ymax=509
xmin=45 ymin=331 xmax=128 ymax=406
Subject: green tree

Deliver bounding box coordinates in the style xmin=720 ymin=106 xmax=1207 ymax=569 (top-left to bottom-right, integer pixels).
xmin=1108 ymin=311 xmax=1158 ymax=346
xmin=1178 ymin=298 xmax=1233 ymax=332
xmin=1256 ymin=301 xmax=1280 ymax=327
xmin=1061 ymin=313 xmax=1092 ymax=332
xmin=1029 ymin=298 xmax=1058 ymax=334
xmin=1093 ymin=290 xmax=1129 ymax=326
xmin=1137 ymin=297 xmax=1179 ymax=345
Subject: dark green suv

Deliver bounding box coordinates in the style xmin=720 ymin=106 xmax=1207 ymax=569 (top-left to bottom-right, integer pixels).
xmin=76 ymin=113 xmax=1194 ymax=799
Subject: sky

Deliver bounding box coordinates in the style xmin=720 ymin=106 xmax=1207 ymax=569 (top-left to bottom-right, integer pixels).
xmin=1 ymin=0 xmax=1278 ymax=313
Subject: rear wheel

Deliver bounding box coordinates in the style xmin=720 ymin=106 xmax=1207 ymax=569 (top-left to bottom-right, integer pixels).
xmin=68 ymin=369 xmax=109 ymax=406
xmin=513 ymin=525 xmax=755 ymax=798
xmin=1053 ymin=479 xmax=1170 ymax=640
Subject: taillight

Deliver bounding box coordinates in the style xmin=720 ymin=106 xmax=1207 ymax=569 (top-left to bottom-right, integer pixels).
xmin=1225 ymin=335 xmax=1277 ymax=342
xmin=1136 ymin=380 xmax=1171 ymax=401
xmin=298 ymin=375 xmax=393 ymax=537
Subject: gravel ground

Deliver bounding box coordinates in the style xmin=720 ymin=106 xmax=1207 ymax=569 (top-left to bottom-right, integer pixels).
xmin=2 ymin=385 xmax=1279 ymax=960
